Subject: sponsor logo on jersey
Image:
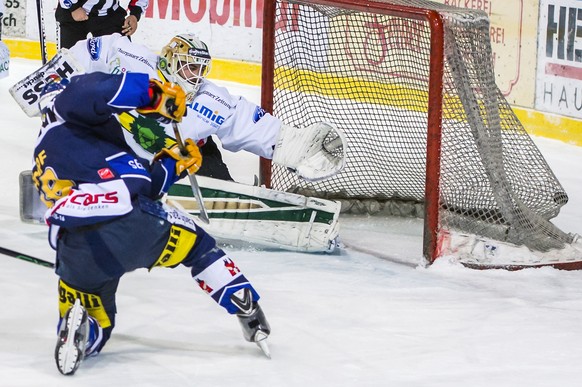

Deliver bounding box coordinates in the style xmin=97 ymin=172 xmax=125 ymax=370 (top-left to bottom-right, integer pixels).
xmin=128 ymin=159 xmax=145 ymax=170
xmin=223 ymin=258 xmax=240 ymax=276
xmin=109 ymin=58 xmax=126 ymax=75
xmin=34 ymin=165 xmax=74 ymax=208
xmin=98 ymin=168 xmax=115 ymax=180
xmin=58 ymin=280 xmax=112 ymax=328
xmin=62 ymin=0 xmax=73 ymax=8
xmin=68 ymin=190 xmax=119 ymax=206
xmin=253 ymin=106 xmax=266 ymax=123
xmin=198 ymin=90 xmax=232 ymax=109
xmin=192 ymin=102 xmax=225 ymax=125
xmin=196 ymin=279 xmax=213 ymax=294
xmin=48 ymin=180 xmax=132 ymax=225
xmin=131 ymin=115 xmax=168 ymax=153
xmin=117 ymin=112 xmax=169 ymax=154
xmin=116 ymin=48 xmax=156 ymax=71
xmin=87 ymin=37 xmax=102 ymax=61
xmin=151 ymin=226 xmax=197 ymax=268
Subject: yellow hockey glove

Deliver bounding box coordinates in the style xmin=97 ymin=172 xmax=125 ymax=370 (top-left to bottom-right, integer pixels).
xmin=137 ymin=79 xmax=187 ymax=123
xmin=154 ymin=139 xmax=202 ymax=177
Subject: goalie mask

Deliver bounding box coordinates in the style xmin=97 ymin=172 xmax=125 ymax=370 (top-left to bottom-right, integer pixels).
xmin=158 ymin=34 xmax=211 ymax=98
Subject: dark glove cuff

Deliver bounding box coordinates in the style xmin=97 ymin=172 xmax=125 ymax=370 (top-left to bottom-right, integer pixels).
xmin=128 ymin=6 xmax=143 ymax=21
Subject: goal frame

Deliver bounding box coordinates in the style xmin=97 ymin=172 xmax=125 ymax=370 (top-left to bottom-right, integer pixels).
xmin=260 ymin=0 xmax=445 ymax=263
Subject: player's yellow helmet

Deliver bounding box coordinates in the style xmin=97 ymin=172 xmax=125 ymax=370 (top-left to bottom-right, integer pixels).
xmin=158 ymin=34 xmax=211 ymax=97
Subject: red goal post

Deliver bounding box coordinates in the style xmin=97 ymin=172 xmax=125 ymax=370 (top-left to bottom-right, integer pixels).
xmin=259 ymin=0 xmax=582 ymax=269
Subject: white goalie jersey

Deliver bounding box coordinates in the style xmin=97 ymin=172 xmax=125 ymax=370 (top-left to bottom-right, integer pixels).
xmin=67 ymin=33 xmax=282 ymax=160
xmin=11 ymin=33 xmax=345 ymax=182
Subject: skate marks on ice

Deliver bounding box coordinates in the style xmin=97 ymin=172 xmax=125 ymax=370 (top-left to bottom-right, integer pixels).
xmin=339 ymin=214 xmax=425 ymax=268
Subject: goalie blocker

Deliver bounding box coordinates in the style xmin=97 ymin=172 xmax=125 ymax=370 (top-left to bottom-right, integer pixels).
xmin=20 ymin=172 xmax=340 ymax=253
xmin=9 ymin=49 xmax=85 ymax=117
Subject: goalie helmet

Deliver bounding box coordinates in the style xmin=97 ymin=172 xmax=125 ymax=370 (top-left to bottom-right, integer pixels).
xmin=158 ymin=34 xmax=212 ymax=97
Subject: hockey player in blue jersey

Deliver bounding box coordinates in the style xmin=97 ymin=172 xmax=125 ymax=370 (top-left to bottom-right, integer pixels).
xmin=12 ymin=33 xmax=346 ymax=253
xmin=32 ymin=72 xmax=271 ymax=375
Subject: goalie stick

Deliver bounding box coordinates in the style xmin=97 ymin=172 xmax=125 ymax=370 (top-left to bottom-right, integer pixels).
xmin=0 ymin=246 xmax=55 ymax=268
xmin=35 ymin=0 xmax=48 ymax=64
xmin=172 ymin=122 xmax=210 ymax=224
xmin=0 ymin=9 xmax=9 ymax=80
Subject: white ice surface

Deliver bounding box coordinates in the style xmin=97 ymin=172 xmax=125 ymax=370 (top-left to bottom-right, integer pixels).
xmin=1 ymin=59 xmax=582 ymax=386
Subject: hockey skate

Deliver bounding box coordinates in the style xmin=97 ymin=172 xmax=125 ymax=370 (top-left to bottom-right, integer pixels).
xmin=231 ymin=288 xmax=272 ymax=359
xmin=55 ymin=299 xmax=90 ymax=375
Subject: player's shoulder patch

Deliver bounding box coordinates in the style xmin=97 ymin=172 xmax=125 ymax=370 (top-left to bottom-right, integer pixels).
xmin=86 ymin=36 xmax=103 ymax=61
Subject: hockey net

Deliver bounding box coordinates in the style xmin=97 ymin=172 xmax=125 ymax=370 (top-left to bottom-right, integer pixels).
xmin=260 ymin=0 xmax=582 ymax=269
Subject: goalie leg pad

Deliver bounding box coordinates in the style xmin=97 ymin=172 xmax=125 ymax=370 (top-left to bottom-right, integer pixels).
xmin=166 ymin=176 xmax=341 ymax=253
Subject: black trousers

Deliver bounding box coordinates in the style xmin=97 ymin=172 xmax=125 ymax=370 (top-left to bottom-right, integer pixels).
xmin=197 ymin=136 xmax=234 ymax=181
xmin=56 ymin=6 xmax=127 ymax=49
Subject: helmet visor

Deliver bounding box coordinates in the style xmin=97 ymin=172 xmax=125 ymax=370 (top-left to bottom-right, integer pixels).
xmin=174 ymin=53 xmax=211 ymax=88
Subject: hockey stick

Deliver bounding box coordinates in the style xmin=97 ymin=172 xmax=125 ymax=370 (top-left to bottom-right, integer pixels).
xmin=35 ymin=0 xmax=48 ymax=64
xmin=172 ymin=122 xmax=210 ymax=224
xmin=0 ymin=246 xmax=55 ymax=268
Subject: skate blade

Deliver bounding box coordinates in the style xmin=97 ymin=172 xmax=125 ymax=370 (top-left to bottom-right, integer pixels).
xmin=255 ymin=331 xmax=271 ymax=359
xmin=57 ymin=343 xmax=81 ymax=375
xmin=56 ymin=300 xmax=86 ymax=375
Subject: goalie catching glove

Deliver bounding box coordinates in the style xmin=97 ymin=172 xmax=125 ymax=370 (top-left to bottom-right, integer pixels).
xmin=154 ymin=139 xmax=202 ymax=178
xmin=137 ymin=79 xmax=187 ymax=123
xmin=272 ymin=122 xmax=347 ymax=182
